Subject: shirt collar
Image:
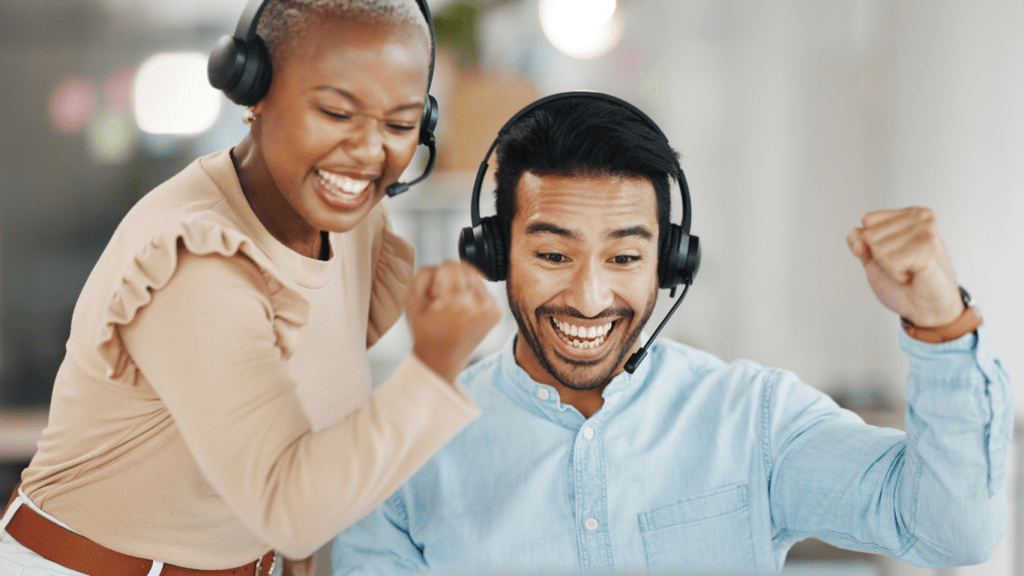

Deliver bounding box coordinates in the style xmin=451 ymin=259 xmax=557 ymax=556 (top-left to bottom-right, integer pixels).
xmin=494 ymin=332 xmax=653 ymax=426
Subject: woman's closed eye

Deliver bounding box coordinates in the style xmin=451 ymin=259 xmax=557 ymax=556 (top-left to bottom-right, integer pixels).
xmin=320 ymin=108 xmax=352 ymax=121
xmin=319 ymin=108 xmax=416 ymax=134
xmin=385 ymin=122 xmax=417 ymax=133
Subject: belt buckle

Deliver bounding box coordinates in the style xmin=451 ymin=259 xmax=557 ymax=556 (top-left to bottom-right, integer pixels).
xmin=254 ymin=553 xmax=276 ymax=576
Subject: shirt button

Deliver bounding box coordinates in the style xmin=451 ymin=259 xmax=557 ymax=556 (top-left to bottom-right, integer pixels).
xmin=537 ymin=388 xmax=550 ymax=401
xmin=585 ymin=518 xmax=599 ymax=531
xmin=582 ymin=427 xmax=594 ymax=440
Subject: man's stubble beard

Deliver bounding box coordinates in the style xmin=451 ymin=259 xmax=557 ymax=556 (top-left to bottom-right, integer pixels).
xmin=507 ymin=279 xmax=657 ymax=391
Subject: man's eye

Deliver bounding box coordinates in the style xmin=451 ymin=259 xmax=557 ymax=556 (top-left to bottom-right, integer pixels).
xmin=539 ymin=253 xmax=565 ymax=263
xmin=613 ymin=255 xmax=639 ymax=264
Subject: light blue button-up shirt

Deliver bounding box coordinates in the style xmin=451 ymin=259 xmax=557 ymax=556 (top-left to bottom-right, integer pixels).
xmin=333 ymin=328 xmax=1012 ymax=575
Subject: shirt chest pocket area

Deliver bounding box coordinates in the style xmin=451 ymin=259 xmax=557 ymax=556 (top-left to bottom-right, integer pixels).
xmin=638 ymin=483 xmax=755 ymax=571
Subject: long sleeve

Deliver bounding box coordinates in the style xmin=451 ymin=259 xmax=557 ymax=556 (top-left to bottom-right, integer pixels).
xmin=332 ymin=493 xmax=428 ymax=575
xmin=767 ymin=327 xmax=1012 ymax=567
xmin=119 ymin=250 xmax=480 ymax=559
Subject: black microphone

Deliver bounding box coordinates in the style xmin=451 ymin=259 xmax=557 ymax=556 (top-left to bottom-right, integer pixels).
xmin=386 ymin=137 xmax=437 ymax=197
xmin=623 ymin=282 xmax=691 ymax=374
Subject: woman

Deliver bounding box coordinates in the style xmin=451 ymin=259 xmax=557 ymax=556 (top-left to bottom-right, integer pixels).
xmin=0 ymin=1 xmax=500 ymax=575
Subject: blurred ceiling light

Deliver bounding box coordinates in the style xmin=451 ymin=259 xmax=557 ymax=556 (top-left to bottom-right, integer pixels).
xmin=133 ymin=52 xmax=221 ymax=135
xmin=50 ymin=78 xmax=97 ymax=133
xmin=539 ymin=0 xmax=625 ymax=60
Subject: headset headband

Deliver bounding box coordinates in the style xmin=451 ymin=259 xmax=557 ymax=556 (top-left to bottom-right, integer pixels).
xmin=232 ymin=0 xmax=435 ymax=91
xmin=235 ymin=0 xmax=269 ymax=39
xmin=469 ymin=91 xmax=692 ymax=234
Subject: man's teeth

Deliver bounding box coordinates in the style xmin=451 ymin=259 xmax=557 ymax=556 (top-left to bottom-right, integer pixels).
xmin=316 ymin=170 xmax=372 ymax=197
xmin=551 ymin=318 xmax=614 ymax=349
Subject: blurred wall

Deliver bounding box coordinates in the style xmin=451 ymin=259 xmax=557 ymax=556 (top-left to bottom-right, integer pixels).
xmin=2 ymin=0 xmax=1020 ymax=407
xmin=465 ymin=0 xmax=1024 ymax=408
xmin=0 ymin=1 xmax=1021 ymax=575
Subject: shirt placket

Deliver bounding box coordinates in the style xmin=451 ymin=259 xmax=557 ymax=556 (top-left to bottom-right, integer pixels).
xmin=573 ymin=419 xmax=614 ymax=573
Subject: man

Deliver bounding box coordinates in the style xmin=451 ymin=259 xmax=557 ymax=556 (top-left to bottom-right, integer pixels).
xmin=332 ymin=95 xmax=1012 ymax=575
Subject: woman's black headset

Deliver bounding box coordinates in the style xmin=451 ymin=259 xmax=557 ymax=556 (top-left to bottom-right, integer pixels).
xmin=457 ymin=91 xmax=701 ymax=373
xmin=207 ymin=0 xmax=439 ymax=197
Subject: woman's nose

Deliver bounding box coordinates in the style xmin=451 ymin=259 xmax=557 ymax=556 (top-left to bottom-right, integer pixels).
xmin=343 ymin=117 xmax=386 ymax=166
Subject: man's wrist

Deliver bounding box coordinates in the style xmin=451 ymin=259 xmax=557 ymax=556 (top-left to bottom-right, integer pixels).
xmin=901 ymin=287 xmax=981 ymax=343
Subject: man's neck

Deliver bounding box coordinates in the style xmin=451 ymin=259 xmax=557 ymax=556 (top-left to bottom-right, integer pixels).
xmin=513 ymin=335 xmax=609 ymax=419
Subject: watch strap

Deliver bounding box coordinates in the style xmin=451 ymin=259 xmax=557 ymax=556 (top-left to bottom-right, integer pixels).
xmin=901 ymin=305 xmax=982 ymax=343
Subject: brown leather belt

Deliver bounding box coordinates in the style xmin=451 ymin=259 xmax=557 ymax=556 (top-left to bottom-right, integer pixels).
xmin=2 ymin=484 xmax=276 ymax=576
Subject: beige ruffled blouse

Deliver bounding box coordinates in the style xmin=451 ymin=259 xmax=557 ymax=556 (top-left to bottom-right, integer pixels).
xmin=18 ymin=149 xmax=479 ymax=568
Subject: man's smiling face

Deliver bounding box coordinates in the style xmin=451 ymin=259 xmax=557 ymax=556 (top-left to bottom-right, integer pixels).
xmin=507 ymin=172 xmax=659 ymax=392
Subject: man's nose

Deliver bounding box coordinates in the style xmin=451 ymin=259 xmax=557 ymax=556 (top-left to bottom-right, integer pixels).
xmin=567 ymin=259 xmax=614 ymax=318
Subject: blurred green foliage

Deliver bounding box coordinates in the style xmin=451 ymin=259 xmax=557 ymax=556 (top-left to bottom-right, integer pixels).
xmin=433 ymin=0 xmax=512 ymax=68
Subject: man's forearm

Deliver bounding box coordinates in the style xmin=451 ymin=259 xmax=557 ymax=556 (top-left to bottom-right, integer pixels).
xmin=896 ymin=327 xmax=1012 ymax=567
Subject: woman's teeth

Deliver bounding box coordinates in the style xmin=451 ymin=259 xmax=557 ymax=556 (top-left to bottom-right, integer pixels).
xmin=551 ymin=318 xmax=614 ymax=349
xmin=316 ymin=169 xmax=372 ymax=199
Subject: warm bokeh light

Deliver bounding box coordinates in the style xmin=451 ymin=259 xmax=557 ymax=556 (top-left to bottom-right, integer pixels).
xmin=133 ymin=52 xmax=221 ymax=135
xmin=88 ymin=108 xmax=137 ymax=165
xmin=107 ymin=67 xmax=136 ymax=114
xmin=49 ymin=78 xmax=97 ymax=133
xmin=539 ymin=0 xmax=625 ymax=60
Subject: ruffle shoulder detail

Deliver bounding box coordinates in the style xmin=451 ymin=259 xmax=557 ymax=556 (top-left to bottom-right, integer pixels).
xmin=98 ymin=215 xmax=310 ymax=384
xmin=366 ymin=221 xmax=415 ymax=348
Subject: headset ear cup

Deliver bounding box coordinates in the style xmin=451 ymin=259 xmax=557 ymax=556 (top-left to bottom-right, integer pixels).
xmin=459 ymin=225 xmax=483 ymax=276
xmin=483 ymin=217 xmax=507 ymax=282
xmin=683 ymin=234 xmax=701 ymax=285
xmin=458 ymin=219 xmax=502 ymax=282
xmin=459 ymin=225 xmax=484 ymax=277
xmin=659 ymin=225 xmax=701 ymax=288
xmin=658 ymin=224 xmax=681 ymax=289
xmin=457 ymin=217 xmax=506 ymax=282
xmin=234 ymin=36 xmax=272 ymax=106
xmin=208 ymin=34 xmax=272 ymax=106
xmin=208 ymin=35 xmax=245 ymax=95
xmin=420 ymin=94 xmax=439 ymax=146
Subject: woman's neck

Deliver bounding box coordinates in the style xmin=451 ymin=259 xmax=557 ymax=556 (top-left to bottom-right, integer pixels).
xmin=231 ymin=134 xmax=323 ymax=260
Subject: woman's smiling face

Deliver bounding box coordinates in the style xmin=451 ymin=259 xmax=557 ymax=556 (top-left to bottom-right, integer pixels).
xmin=249 ymin=14 xmax=430 ymax=241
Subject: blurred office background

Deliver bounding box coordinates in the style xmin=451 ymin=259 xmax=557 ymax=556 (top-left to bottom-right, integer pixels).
xmin=1 ymin=0 xmax=1022 ymax=574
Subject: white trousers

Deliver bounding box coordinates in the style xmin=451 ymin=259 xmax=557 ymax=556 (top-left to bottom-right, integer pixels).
xmin=0 ymin=491 xmax=281 ymax=576
xmin=0 ymin=529 xmax=89 ymax=576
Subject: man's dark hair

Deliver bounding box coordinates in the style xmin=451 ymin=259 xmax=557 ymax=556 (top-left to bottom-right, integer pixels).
xmin=494 ymin=97 xmax=681 ymax=267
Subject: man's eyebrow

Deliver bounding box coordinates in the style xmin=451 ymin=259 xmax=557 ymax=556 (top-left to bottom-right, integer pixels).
xmin=314 ymin=85 xmax=423 ymax=113
xmin=525 ymin=222 xmax=580 ymax=240
xmin=607 ymin=226 xmax=654 ymax=240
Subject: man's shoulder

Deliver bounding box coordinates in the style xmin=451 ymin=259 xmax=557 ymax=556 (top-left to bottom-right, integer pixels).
xmin=648 ymin=339 xmax=773 ymax=382
xmin=640 ymin=339 xmax=793 ymax=411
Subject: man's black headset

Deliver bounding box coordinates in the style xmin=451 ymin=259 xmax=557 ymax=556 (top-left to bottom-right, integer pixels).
xmin=207 ymin=0 xmax=439 ymax=197
xmin=458 ymin=92 xmax=701 ymax=373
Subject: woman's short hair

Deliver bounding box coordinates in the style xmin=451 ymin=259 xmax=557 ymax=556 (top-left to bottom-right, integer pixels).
xmin=256 ymin=0 xmax=429 ymax=63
